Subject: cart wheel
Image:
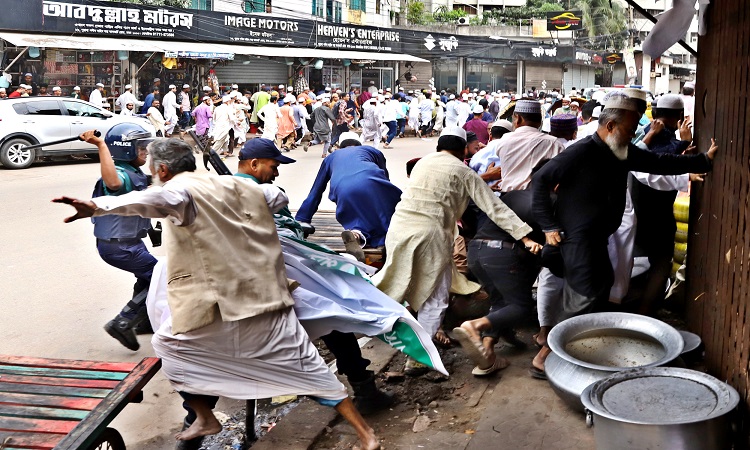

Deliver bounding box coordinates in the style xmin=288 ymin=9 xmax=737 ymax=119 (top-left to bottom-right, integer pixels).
xmin=88 ymin=427 xmax=126 ymax=450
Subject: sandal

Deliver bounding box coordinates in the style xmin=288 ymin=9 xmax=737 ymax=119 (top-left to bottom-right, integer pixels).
xmin=453 ymin=326 xmax=490 ymax=368
xmin=529 ymin=365 xmax=547 ymax=380
xmin=471 ymin=357 xmax=509 ymax=377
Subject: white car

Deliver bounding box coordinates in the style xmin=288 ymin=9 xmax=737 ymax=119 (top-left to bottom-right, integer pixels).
xmin=0 ymin=97 xmax=156 ymax=169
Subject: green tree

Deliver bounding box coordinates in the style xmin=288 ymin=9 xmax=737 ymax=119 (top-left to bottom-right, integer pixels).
xmin=405 ymin=0 xmax=428 ymax=25
xmin=483 ymin=0 xmax=563 ymax=26
xmin=575 ymin=0 xmax=628 ymax=50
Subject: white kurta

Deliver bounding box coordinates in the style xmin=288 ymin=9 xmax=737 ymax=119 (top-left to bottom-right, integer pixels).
xmin=211 ymin=104 xmax=233 ymax=153
xmin=94 ymin=181 xmax=348 ymax=402
xmin=162 ymin=91 xmax=179 ymax=135
xmin=497 ymin=126 xmax=565 ymax=192
xmin=372 ymin=152 xmax=533 ymax=312
xmin=88 ymin=88 xmax=103 ymax=108
xmin=258 ymin=103 xmax=280 ymax=140
xmin=147 ymin=107 xmax=166 ymax=136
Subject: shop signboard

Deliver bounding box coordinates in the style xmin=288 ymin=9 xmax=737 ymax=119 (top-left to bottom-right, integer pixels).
xmin=546 ymin=11 xmax=584 ymax=31
xmin=164 ymin=51 xmax=234 ymax=60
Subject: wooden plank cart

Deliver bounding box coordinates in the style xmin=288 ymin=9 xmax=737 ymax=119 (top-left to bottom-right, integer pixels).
xmin=0 ymin=356 xmax=161 ymax=450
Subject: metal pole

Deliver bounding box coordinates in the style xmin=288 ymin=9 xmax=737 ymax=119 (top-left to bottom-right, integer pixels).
xmin=4 ymin=46 xmax=29 ymax=73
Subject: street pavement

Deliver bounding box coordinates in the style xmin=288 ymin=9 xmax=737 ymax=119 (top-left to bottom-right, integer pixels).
xmin=0 ymin=134 xmax=437 ymax=448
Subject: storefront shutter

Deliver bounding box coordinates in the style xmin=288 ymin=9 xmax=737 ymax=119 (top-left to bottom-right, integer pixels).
xmin=524 ymin=62 xmax=563 ymax=92
xmin=398 ymin=62 xmax=432 ymax=91
xmin=212 ymin=59 xmax=289 ymax=87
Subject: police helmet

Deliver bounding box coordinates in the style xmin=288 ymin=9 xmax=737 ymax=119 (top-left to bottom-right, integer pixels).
xmin=104 ymin=123 xmax=154 ymax=161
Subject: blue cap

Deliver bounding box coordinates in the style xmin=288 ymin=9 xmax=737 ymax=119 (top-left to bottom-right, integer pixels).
xmin=239 ymin=138 xmax=295 ymax=163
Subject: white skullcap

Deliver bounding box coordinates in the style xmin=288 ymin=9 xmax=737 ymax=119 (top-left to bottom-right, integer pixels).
xmin=338 ymin=132 xmax=361 ymax=145
xmin=570 ymin=101 xmax=580 ymax=107
xmin=73 ymin=86 xmax=81 ymax=90
xmin=514 ymin=99 xmax=542 ymax=114
xmin=284 ymin=94 xmax=296 ymax=104
xmin=52 ymin=86 xmax=61 ymax=92
xmin=101 ymin=101 xmax=110 ymax=108
xmin=96 ymin=83 xmax=104 ymax=87
xmin=461 ymin=94 xmax=469 ymax=100
xmin=0 ymin=88 xmax=6 ymax=92
xmin=622 ymin=88 xmax=647 ymax=102
xmin=378 ymin=89 xmax=383 ymax=94
xmin=563 ymin=97 xmax=571 ymax=102
xmin=297 ymin=96 xmax=305 ymax=102
xmin=604 ymin=97 xmax=640 ymax=112
xmin=591 ymin=91 xmax=606 ymax=102
xmin=278 ymin=84 xmax=285 ymax=88
xmin=479 ymin=90 xmax=486 ymax=96
xmin=203 ymin=86 xmax=211 ymax=91
xmin=377 ymin=95 xmax=385 ymax=102
xmin=449 ymin=94 xmax=455 ymax=99
xmin=472 ymin=104 xmax=484 ymax=114
xmin=493 ymin=119 xmax=513 ymax=132
xmin=684 ymin=81 xmax=696 ymax=89
xmin=202 ymin=96 xmax=210 ymax=101
xmin=592 ymin=106 xmax=602 ymax=118
xmin=222 ymin=95 xmax=231 ymax=102
xmin=168 ymin=84 xmax=176 ymax=89
xmin=288 ymin=87 xmax=293 ymax=92
xmin=440 ymin=126 xmax=467 ymax=140
xmin=656 ymin=94 xmax=684 ymax=110
xmin=386 ymin=87 xmax=391 ymax=92
xmin=231 ymin=84 xmax=238 ymax=89
xmin=183 ymin=84 xmax=190 ymax=89
xmin=125 ymin=84 xmax=132 ymax=89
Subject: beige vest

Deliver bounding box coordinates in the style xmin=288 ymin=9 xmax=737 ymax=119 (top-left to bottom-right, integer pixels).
xmin=165 ymin=172 xmax=294 ymax=334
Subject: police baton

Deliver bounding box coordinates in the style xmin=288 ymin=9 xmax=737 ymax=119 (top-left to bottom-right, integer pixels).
xmin=22 ymin=130 xmax=102 ymax=151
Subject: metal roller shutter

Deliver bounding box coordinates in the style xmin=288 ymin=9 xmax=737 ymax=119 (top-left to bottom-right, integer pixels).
xmin=212 ymin=58 xmax=289 ymax=87
xmin=525 ymin=62 xmax=563 ymax=92
xmin=398 ymin=62 xmax=432 ymax=91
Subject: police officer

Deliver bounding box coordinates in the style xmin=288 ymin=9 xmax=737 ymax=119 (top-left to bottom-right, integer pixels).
xmin=82 ymin=124 xmax=156 ymax=351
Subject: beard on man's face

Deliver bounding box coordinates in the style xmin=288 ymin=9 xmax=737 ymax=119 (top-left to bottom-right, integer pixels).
xmin=604 ymin=131 xmax=629 ymax=161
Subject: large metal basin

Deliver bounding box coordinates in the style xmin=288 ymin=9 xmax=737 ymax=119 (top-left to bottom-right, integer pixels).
xmin=546 ymin=312 xmax=684 ymax=411
xmin=581 ymin=367 xmax=739 ymax=450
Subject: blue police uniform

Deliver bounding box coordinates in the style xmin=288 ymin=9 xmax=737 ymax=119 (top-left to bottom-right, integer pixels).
xmin=93 ymin=161 xmax=157 ymax=315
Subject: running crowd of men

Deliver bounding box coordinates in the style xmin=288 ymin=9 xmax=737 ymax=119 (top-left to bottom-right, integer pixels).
xmin=53 ymin=75 xmax=716 ymax=450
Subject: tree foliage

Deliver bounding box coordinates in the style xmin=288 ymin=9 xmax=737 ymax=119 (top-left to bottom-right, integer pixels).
xmin=575 ymin=0 xmax=628 ymax=50
xmin=482 ymin=0 xmax=563 ymax=26
xmin=405 ymin=0 xmax=428 ymax=25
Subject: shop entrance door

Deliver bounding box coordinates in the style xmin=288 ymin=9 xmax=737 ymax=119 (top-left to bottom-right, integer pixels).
xmin=357 ymin=67 xmax=394 ymax=90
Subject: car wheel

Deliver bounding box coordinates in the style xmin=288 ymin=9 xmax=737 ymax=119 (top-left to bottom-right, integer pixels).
xmin=0 ymin=138 xmax=36 ymax=169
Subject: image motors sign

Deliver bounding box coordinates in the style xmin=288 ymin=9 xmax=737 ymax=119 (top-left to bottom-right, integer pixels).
xmin=547 ymin=11 xmax=583 ymax=31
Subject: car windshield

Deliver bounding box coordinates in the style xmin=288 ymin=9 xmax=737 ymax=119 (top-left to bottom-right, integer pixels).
xmin=62 ymin=100 xmax=107 ymax=119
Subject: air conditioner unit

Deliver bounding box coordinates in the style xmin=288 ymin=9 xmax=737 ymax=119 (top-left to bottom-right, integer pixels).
xmin=456 ymin=17 xmax=469 ymax=26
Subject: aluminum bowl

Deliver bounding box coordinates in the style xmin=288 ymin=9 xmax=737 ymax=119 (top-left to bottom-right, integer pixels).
xmin=546 ymin=312 xmax=684 ymax=411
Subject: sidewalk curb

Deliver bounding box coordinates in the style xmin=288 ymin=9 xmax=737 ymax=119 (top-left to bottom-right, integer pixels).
xmin=251 ymin=339 xmax=399 ymax=450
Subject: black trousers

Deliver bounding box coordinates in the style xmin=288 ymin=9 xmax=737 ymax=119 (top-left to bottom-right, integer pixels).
xmin=468 ymin=240 xmax=539 ymax=339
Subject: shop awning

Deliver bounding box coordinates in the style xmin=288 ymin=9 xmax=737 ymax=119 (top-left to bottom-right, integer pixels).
xmin=0 ymin=32 xmax=429 ymax=63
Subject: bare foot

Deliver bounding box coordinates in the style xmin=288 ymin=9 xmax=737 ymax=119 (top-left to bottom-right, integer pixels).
xmin=353 ymin=429 xmax=381 ymax=450
xmin=433 ymin=328 xmax=452 ymax=347
xmin=175 ymin=416 xmax=222 ymax=441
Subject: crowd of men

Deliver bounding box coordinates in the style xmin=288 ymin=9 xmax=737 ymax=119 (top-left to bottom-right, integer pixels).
xmin=52 ymin=76 xmax=718 ymax=449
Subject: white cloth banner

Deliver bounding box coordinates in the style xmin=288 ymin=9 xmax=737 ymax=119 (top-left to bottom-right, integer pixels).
xmin=642 ymin=0 xmax=698 ymax=58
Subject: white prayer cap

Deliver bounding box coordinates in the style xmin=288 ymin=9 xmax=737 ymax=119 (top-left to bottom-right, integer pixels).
xmin=461 ymin=94 xmax=469 ymax=101
xmin=591 ymin=90 xmax=606 ymax=102
xmin=284 ymin=94 xmax=296 ymax=104
xmin=570 ymin=101 xmax=580 ymax=107
xmin=604 ymin=96 xmax=640 ymax=112
xmin=222 ymin=95 xmax=231 ymax=102
xmin=684 ymin=81 xmax=696 ymax=89
xmin=24 ymin=72 xmax=32 ymax=77
xmin=125 ymin=84 xmax=132 ymax=89
xmin=202 ymin=86 xmax=212 ymax=91
xmin=622 ymin=88 xmax=647 ymax=102
xmin=231 ymin=84 xmax=239 ymax=89
xmin=202 ymin=96 xmax=210 ymax=101
xmin=183 ymin=84 xmax=190 ymax=89
xmin=473 ymin=88 xmax=479 ymax=92
xmin=324 ymin=86 xmax=331 ymax=92
xmin=449 ymin=94 xmax=455 ymax=99
xmin=656 ymin=93 xmax=684 ymax=110
xmin=378 ymin=89 xmax=383 ymax=94
xmin=335 ymin=89 xmax=342 ymax=94
xmin=0 ymin=88 xmax=5 ymax=92
xmin=278 ymin=84 xmax=285 ymax=89
xmin=562 ymin=97 xmax=571 ymax=102
xmin=96 ymin=82 xmax=104 ymax=87
xmin=493 ymin=119 xmax=513 ymax=132
xmin=592 ymin=106 xmax=602 ymax=118
xmin=368 ymin=97 xmax=377 ymax=103
xmin=297 ymin=96 xmax=306 ymax=103
xmin=398 ymin=86 xmax=404 ymax=91
xmin=338 ymin=132 xmax=361 ymax=145
xmin=408 ymin=90 xmax=414 ymax=94
xmin=479 ymin=90 xmax=486 ymax=96
xmin=377 ymin=94 xmax=385 ymax=102
xmin=288 ymin=87 xmax=293 ymax=92
xmin=168 ymin=84 xmax=176 ymax=89
xmin=514 ymin=99 xmax=542 ymax=114
xmin=386 ymin=87 xmax=391 ymax=92
xmin=440 ymin=126 xmax=467 ymax=140
xmin=101 ymin=101 xmax=110 ymax=108
xmin=52 ymin=86 xmax=61 ymax=92
xmin=468 ymin=92 xmax=476 ymax=97
xmin=472 ymin=104 xmax=484 ymax=114
xmin=73 ymin=86 xmax=81 ymax=91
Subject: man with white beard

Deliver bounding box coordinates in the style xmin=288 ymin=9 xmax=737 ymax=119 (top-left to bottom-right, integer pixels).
xmin=162 ymin=84 xmax=180 ymax=136
xmin=531 ymin=93 xmax=718 ymax=322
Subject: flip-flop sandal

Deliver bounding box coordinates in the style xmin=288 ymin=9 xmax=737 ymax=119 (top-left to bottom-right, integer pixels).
xmin=433 ymin=330 xmax=453 ymax=348
xmin=532 ymin=334 xmax=545 ymax=349
xmin=529 ymin=365 xmax=547 ymax=380
xmin=471 ymin=358 xmax=509 ymax=376
xmin=453 ymin=326 xmax=490 ymax=368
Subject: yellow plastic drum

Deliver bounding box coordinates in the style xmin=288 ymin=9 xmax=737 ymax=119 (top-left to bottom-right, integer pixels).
xmin=674 ymin=242 xmax=688 ymax=265
xmin=674 ymin=197 xmax=690 ymax=223
xmin=675 ymin=222 xmax=689 ymax=243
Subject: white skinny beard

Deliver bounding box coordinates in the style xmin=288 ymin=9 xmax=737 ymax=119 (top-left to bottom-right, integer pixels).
xmin=152 ymin=172 xmax=164 ymax=186
xmin=604 ymin=134 xmax=629 ymax=161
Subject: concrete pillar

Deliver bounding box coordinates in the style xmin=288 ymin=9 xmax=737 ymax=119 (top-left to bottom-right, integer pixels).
xmin=517 ymin=60 xmax=525 ymax=93
xmin=457 ymin=57 xmax=465 ymax=90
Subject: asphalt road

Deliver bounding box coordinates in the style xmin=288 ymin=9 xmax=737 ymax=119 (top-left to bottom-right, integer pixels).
xmin=0 ymin=135 xmax=435 ymax=448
